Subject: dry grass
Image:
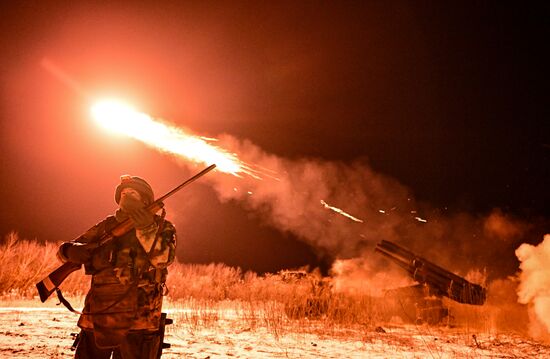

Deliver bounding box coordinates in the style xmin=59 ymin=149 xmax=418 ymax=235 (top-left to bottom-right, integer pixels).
xmin=0 ymin=232 xmax=534 ymax=344
xmin=0 ymin=232 xmax=89 ymax=298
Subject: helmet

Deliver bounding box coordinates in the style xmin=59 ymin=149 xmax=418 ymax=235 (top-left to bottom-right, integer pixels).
xmin=114 ymin=175 xmax=154 ymax=205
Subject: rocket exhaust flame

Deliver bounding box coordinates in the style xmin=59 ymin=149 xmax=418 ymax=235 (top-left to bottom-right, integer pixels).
xmin=320 ymin=200 xmax=364 ymax=223
xmin=91 ymin=99 xmax=261 ymax=178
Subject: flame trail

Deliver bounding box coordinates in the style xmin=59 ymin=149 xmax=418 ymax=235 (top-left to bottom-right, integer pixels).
xmin=91 ymin=99 xmax=262 ymax=178
xmin=320 ymin=200 xmax=364 ymax=223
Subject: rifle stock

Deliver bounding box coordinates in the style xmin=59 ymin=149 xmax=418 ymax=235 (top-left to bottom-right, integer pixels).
xmin=36 ymin=261 xmax=82 ymax=302
xmin=36 ymin=164 xmax=216 ymax=302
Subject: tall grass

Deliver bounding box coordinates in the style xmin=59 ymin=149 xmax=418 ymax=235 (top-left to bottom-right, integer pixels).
xmin=0 ymin=232 xmax=530 ymax=339
xmin=0 ymin=232 xmax=89 ymax=298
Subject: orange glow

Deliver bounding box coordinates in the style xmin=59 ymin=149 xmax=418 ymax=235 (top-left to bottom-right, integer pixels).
xmin=91 ymin=99 xmax=256 ymax=177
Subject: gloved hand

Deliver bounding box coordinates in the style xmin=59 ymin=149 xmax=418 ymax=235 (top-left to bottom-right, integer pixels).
xmin=119 ymin=195 xmax=145 ymax=213
xmin=64 ymin=244 xmax=91 ymax=264
xmin=128 ymin=207 xmax=155 ymax=229
xmin=119 ymin=195 xmax=154 ymax=229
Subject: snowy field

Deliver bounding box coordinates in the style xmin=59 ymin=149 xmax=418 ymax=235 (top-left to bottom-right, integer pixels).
xmin=1 ymin=300 xmax=548 ymax=358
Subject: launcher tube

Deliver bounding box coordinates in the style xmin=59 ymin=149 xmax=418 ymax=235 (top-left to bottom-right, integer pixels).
xmin=375 ymin=240 xmax=486 ymax=305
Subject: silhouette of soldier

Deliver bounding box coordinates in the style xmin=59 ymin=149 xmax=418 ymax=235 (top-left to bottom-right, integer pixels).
xmin=58 ymin=175 xmax=176 ymax=358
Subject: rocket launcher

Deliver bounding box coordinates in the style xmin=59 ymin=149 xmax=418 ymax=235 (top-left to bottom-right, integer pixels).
xmin=375 ymin=239 xmax=486 ymax=305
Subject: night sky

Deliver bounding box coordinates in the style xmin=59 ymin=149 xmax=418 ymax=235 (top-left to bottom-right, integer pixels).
xmin=0 ymin=2 xmax=548 ymax=276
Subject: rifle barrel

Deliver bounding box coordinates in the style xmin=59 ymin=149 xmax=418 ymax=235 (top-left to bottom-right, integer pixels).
xmin=156 ymin=164 xmax=216 ymax=203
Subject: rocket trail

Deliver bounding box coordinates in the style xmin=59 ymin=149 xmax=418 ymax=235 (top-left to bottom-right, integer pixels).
xmin=91 ymin=99 xmax=263 ymax=178
xmin=40 ymin=59 xmax=262 ymax=178
xmin=320 ymin=200 xmax=364 ymax=223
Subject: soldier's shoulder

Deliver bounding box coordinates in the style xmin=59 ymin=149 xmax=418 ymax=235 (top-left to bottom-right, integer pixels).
xmin=155 ymin=216 xmax=176 ymax=231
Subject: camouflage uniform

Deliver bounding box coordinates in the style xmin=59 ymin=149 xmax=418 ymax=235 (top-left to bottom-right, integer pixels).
xmin=58 ymin=177 xmax=176 ymax=359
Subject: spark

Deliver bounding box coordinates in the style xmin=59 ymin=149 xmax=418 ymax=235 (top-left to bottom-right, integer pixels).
xmin=415 ymin=216 xmax=428 ymax=223
xmin=379 ymin=210 xmax=386 ymax=214
xmin=320 ymin=200 xmax=364 ymax=223
xmin=200 ymin=136 xmax=219 ymax=142
xmin=91 ymin=99 xmax=260 ymax=178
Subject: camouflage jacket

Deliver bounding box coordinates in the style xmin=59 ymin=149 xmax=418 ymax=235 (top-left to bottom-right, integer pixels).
xmin=58 ymin=213 xmax=176 ymax=348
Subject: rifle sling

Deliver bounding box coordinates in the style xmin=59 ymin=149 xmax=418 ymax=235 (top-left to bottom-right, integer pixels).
xmin=55 ymin=283 xmax=137 ymax=316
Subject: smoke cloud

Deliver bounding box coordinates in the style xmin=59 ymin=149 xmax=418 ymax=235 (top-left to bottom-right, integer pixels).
xmin=516 ymin=234 xmax=550 ymax=341
xmin=200 ymin=134 xmax=533 ymax=288
xmin=484 ymin=209 xmax=528 ymax=242
xmin=330 ymin=257 xmax=413 ymax=296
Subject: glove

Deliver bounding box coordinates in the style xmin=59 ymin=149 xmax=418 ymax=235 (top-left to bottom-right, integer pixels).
xmin=119 ymin=195 xmax=145 ymax=213
xmin=119 ymin=196 xmax=154 ymax=229
xmin=64 ymin=244 xmax=91 ymax=264
xmin=128 ymin=207 xmax=155 ymax=229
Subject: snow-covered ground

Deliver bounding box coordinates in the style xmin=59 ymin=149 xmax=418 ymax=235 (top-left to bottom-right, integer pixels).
xmin=1 ymin=301 xmax=549 ymax=358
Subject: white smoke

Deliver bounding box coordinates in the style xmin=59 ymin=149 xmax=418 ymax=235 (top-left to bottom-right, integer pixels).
xmin=516 ymin=234 xmax=550 ymax=341
xmin=330 ymin=256 xmax=413 ymax=296
xmin=484 ymin=209 xmax=528 ymax=242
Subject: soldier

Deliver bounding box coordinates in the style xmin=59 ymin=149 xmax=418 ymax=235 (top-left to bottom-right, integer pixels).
xmin=57 ymin=175 xmax=176 ymax=358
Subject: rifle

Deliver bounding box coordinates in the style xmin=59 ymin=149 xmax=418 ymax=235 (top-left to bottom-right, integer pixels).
xmin=156 ymin=312 xmax=173 ymax=358
xmin=36 ymin=164 xmax=216 ymax=302
xmin=375 ymin=240 xmax=486 ymax=305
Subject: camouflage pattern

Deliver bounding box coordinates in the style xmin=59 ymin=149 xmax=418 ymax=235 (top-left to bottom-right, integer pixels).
xmin=58 ymin=213 xmax=176 ymax=349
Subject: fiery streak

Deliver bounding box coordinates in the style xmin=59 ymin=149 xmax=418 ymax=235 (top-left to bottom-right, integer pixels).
xmin=320 ymin=200 xmax=364 ymax=223
xmin=91 ymin=99 xmax=260 ymax=178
